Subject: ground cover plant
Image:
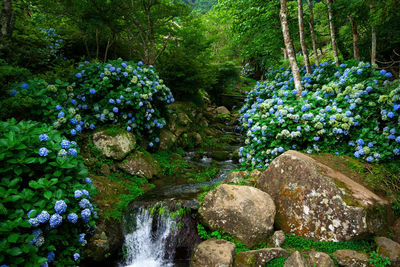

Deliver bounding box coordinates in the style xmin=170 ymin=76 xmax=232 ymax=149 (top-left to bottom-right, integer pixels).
xmin=238 ymin=61 xmax=400 ymax=169
xmin=0 ymin=119 xmax=97 ymax=266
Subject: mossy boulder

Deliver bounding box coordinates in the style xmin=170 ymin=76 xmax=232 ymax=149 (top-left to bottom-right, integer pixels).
xmin=234 ymin=248 xmax=289 ymax=267
xmin=333 ymin=249 xmax=371 ymax=266
xmin=118 ymin=151 xmax=159 ymax=179
xmin=376 ymin=236 xmax=400 ymax=266
xmin=190 ymin=239 xmax=235 ymax=267
xmin=159 ymin=129 xmax=177 ymax=150
xmin=256 ymin=150 xmax=389 ymax=242
xmin=199 ymin=184 xmax=275 ymax=247
xmin=92 ymin=130 xmax=136 ymax=160
xmin=307 ymin=250 xmax=334 ymax=267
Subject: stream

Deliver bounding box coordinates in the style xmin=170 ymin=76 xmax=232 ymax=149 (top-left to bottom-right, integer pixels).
xmin=120 ymin=123 xmax=242 ymax=267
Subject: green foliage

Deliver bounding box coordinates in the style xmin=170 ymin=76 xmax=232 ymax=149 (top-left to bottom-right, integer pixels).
xmin=369 ymin=251 xmax=391 ymax=267
xmin=0 ymin=119 xmax=97 ymax=266
xmin=154 ymin=150 xmax=189 ymax=176
xmin=192 ymin=166 xmax=220 ymax=182
xmin=283 ymin=234 xmax=375 ymax=254
xmin=157 ymin=15 xmax=216 ymax=100
xmin=266 ymin=257 xmax=287 ymax=267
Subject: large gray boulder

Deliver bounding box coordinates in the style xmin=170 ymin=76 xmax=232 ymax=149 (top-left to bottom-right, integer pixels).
xmin=118 ymin=151 xmax=159 ymax=179
xmin=92 ymin=131 xmax=136 ymax=160
xmin=256 ymin=150 xmax=388 ymax=242
xmin=190 ymin=239 xmax=235 ymax=267
xmin=234 ymin=248 xmax=289 ymax=267
xmin=199 ymin=184 xmax=275 ymax=247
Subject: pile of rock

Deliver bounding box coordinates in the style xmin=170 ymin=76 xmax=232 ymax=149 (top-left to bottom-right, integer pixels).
xmin=191 ymin=150 xmax=399 ymax=267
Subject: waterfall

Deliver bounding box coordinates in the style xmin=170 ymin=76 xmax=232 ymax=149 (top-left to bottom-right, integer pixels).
xmin=122 ymin=207 xmax=175 ymax=267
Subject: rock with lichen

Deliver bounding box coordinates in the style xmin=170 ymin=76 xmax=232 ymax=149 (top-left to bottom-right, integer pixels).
xmin=256 ymin=150 xmax=389 ymax=242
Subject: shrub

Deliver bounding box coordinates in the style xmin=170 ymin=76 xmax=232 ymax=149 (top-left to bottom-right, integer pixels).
xmin=0 ymin=119 xmax=97 ymax=266
xmin=238 ymin=61 xmax=400 ymax=168
xmin=240 ymin=62 xmax=400 ymax=168
xmin=5 ymin=59 xmax=174 ymax=148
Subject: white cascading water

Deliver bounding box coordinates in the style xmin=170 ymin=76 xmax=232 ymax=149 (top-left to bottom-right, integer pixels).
xmin=122 ymin=208 xmax=175 ymax=267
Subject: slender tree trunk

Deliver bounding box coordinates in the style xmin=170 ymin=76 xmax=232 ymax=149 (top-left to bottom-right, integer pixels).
xmin=83 ymin=36 xmax=90 ymax=58
xmin=104 ymin=34 xmax=115 ymax=62
xmin=348 ymin=15 xmax=360 ymax=60
xmin=306 ymin=0 xmax=319 ymax=66
xmin=327 ymin=0 xmax=340 ymax=66
xmin=371 ymin=25 xmax=376 ymax=66
xmin=282 ymin=47 xmax=288 ymax=60
xmin=298 ymin=0 xmax=312 ymax=74
xmin=95 ymin=28 xmax=99 ymax=59
xmin=0 ymin=0 xmax=13 ymax=41
xmin=280 ymin=0 xmax=302 ymax=96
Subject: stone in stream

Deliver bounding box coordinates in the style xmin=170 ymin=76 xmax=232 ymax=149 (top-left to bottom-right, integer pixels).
xmin=269 ymin=230 xmax=286 ymax=248
xmin=333 ymin=249 xmax=370 ymax=267
xmin=92 ymin=130 xmax=136 ymax=160
xmin=199 ymin=184 xmax=275 ymax=247
xmin=376 ymin=236 xmax=400 ymax=266
xmin=284 ymin=251 xmax=309 ymax=267
xmin=256 ymin=150 xmax=389 ymax=242
xmin=234 ymin=248 xmax=289 ymax=267
xmin=118 ymin=151 xmax=159 ymax=179
xmin=190 ymin=239 xmax=235 ymax=267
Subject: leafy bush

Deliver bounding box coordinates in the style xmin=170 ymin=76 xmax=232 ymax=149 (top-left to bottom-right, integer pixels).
xmin=238 ymin=61 xmax=400 ymax=168
xmin=0 ymin=119 xmax=97 ymax=266
xmin=5 ymin=59 xmax=174 ymax=148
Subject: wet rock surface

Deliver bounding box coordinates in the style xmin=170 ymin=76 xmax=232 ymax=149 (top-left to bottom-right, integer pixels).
xmin=376 ymin=236 xmax=400 ymax=266
xmin=118 ymin=151 xmax=159 ymax=179
xmin=256 ymin=150 xmax=389 ymax=241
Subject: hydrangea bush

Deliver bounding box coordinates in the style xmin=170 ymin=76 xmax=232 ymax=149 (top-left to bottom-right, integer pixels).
xmin=238 ymin=61 xmax=400 ymax=168
xmin=0 ymin=119 xmax=97 ymax=266
xmin=8 ymin=59 xmax=174 ymax=148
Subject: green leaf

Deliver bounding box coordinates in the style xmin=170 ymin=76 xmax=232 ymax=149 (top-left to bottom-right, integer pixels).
xmin=44 ymin=191 xmax=52 ymax=200
xmin=8 ymin=233 xmax=20 ymax=243
xmin=8 ymin=247 xmax=22 ymax=256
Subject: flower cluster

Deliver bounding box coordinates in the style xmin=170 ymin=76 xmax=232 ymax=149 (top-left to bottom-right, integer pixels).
xmin=239 ymin=61 xmax=399 ymax=168
xmin=49 ymin=59 xmax=174 ymax=148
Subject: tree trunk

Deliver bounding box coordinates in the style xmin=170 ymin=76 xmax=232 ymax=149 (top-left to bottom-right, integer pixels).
xmin=282 ymin=47 xmax=288 ymax=60
xmin=298 ymin=0 xmax=312 ymax=74
xmin=348 ymin=15 xmax=360 ymax=60
xmin=327 ymin=0 xmax=339 ymax=66
xmin=280 ymin=0 xmax=302 ymax=96
xmin=95 ymin=28 xmax=99 ymax=59
xmin=371 ymin=25 xmax=376 ymax=66
xmin=306 ymin=0 xmax=319 ymax=66
xmin=0 ymin=0 xmax=13 ymax=41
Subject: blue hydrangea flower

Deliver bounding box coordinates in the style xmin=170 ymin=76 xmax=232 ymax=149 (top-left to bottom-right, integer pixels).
xmin=74 ymin=190 xmax=83 ymax=198
xmin=39 ymin=134 xmax=49 ymax=142
xmin=28 ymin=209 xmax=36 ymax=218
xmin=58 ymin=149 xmax=68 ymax=158
xmin=28 ymin=218 xmax=40 ymax=227
xmin=112 ymin=107 xmax=118 ymax=113
xmin=37 ymin=211 xmax=50 ymax=224
xmin=84 ymin=177 xmax=92 ymax=184
xmin=73 ymin=253 xmax=80 ymax=261
xmin=47 ymin=251 xmax=55 ymax=263
xmin=78 ymin=233 xmax=86 ymax=243
xmin=90 ymin=88 xmax=96 ymax=94
xmin=82 ymin=189 xmax=89 ymax=197
xmin=10 ymin=89 xmax=17 ymax=96
xmin=386 ymin=72 xmax=393 ymax=78
xmin=56 ymin=105 xmax=62 ymax=111
xmin=39 ymin=147 xmax=49 ymax=157
xmin=49 ymin=214 xmax=62 ymax=228
xmin=21 ymin=83 xmax=29 ymax=89
xmin=67 ymin=213 xmax=78 ymax=224
xmin=76 ymin=73 xmax=82 ymax=78
xmin=54 ymin=200 xmax=67 ymax=214
xmin=71 ymin=129 xmax=77 ymax=136
xmin=126 ymin=126 xmax=131 ymax=131
xmin=41 ymin=262 xmax=48 ymax=267
xmin=68 ymin=148 xmax=77 ymax=157
xmin=149 ymin=142 xmax=154 ymax=147
xmin=109 ymin=99 xmax=115 ymax=104
xmin=89 ymin=124 xmax=95 ymax=130
xmin=81 ymin=209 xmax=91 ymax=222
xmin=79 ymin=198 xmax=90 ymax=209
xmin=61 ymin=140 xmax=70 ymax=149
xmin=155 ymin=137 xmax=160 ymax=143
xmin=58 ymin=111 xmax=65 ymax=118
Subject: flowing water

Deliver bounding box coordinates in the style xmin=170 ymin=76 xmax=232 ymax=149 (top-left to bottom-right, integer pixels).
xmin=120 ymin=123 xmax=242 ymax=267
